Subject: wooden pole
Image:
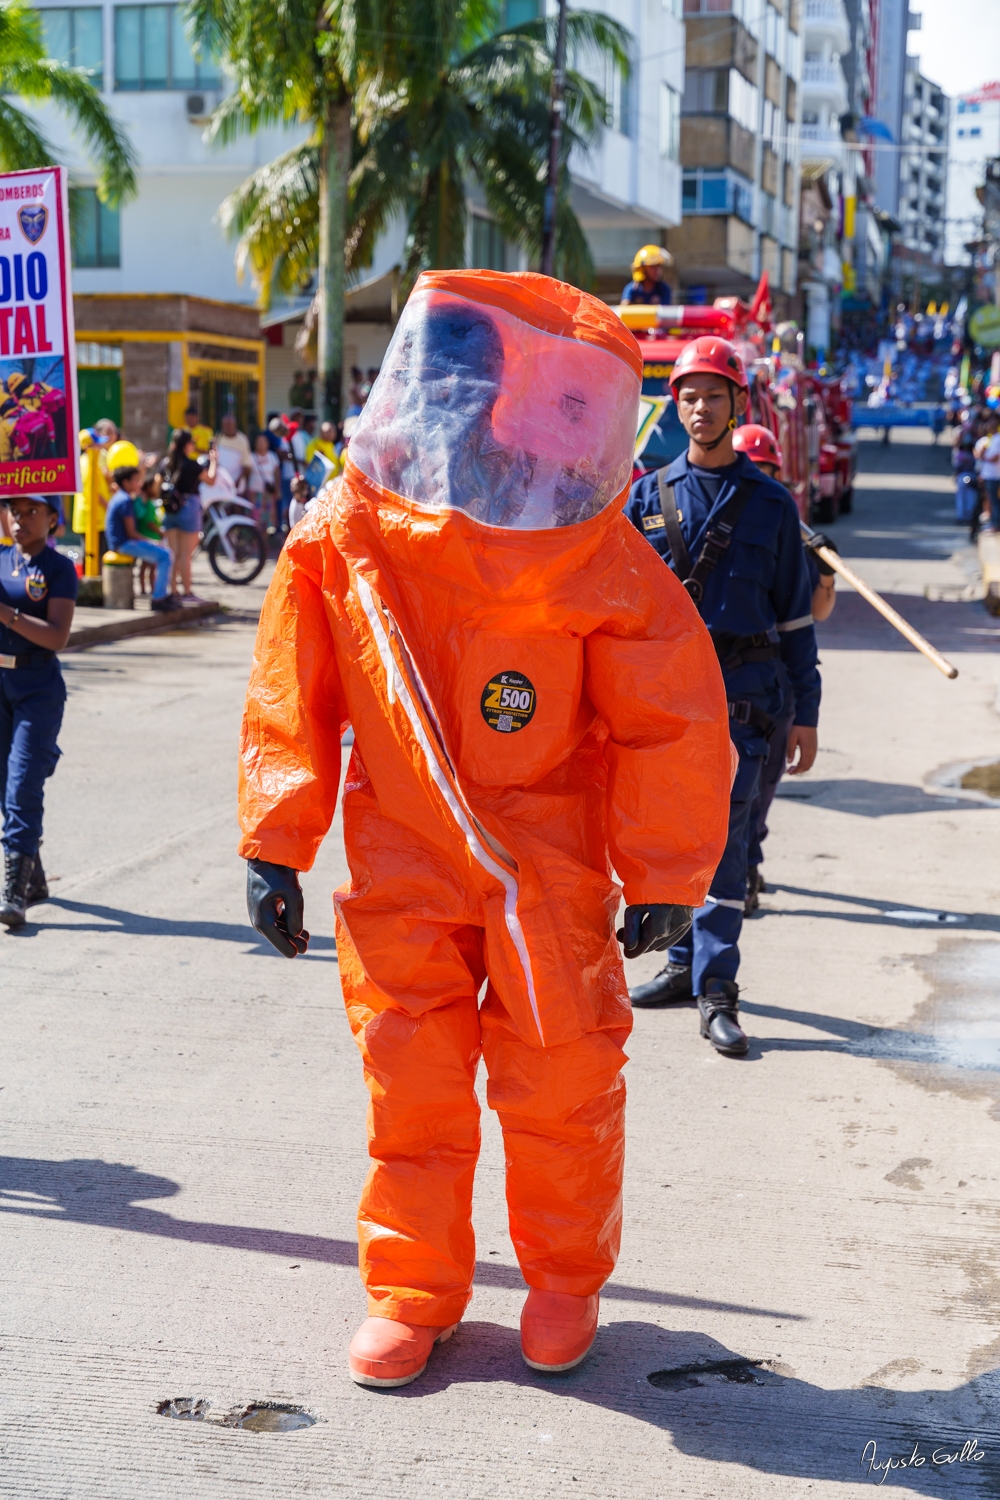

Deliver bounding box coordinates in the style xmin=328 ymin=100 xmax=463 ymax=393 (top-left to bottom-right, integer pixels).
xmin=801 ymin=523 xmax=958 ymax=680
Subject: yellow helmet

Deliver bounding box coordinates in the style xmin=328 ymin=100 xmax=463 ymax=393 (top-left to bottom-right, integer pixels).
xmin=631 ymin=244 xmax=673 ymax=280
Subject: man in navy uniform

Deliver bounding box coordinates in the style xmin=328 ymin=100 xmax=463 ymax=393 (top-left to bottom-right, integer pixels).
xmin=623 ymin=337 xmax=820 ymax=1056
xmin=620 ymin=245 xmax=675 ymax=306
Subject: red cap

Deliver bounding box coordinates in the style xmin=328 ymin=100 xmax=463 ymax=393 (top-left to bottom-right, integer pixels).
xmin=669 ymin=336 xmax=748 ymax=395
xmin=733 ymin=423 xmax=783 ymax=473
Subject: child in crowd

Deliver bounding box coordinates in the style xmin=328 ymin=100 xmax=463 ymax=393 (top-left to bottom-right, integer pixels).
xmin=133 ymin=471 xmax=164 ymax=595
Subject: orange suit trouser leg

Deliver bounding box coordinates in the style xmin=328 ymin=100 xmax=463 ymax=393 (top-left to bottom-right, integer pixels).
xmin=337 ymin=904 xmax=628 ymax=1324
xmin=337 ymin=909 xmax=486 ymax=1328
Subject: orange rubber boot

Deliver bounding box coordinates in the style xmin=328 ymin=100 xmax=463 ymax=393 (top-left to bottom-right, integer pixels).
xmin=520 ymin=1290 xmax=599 ymax=1373
xmin=349 ymin=1317 xmax=458 ymax=1388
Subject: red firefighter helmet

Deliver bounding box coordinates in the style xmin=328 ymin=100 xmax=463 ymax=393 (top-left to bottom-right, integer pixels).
xmin=669 ymin=336 xmax=748 ymax=396
xmin=733 ymin=423 xmax=783 ymax=472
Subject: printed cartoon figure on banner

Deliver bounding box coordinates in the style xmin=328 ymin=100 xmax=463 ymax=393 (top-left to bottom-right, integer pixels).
xmin=0 ymin=167 xmax=79 ymax=498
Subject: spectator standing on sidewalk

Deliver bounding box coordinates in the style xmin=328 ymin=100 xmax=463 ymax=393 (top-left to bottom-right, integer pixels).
xmin=105 ymin=467 xmax=177 ymax=613
xmin=99 ymin=420 xmax=142 ymax=476
xmin=291 ymin=414 xmax=315 ymax=469
xmin=134 ymin=470 xmax=165 ymax=595
xmin=975 ymin=416 xmax=1000 ymax=532
xmin=247 ymin=432 xmax=279 ymax=530
xmin=184 ymin=406 xmax=214 ymax=457
xmin=162 ymin=429 xmax=203 ymax=600
xmin=306 ymin=420 xmax=341 ymax=472
xmin=214 ymin=414 xmax=252 ymax=494
xmin=267 ymin=416 xmax=295 ymax=529
xmin=0 ymin=494 xmax=78 ymax=928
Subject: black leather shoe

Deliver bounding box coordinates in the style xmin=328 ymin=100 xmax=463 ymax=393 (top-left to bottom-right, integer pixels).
xmin=25 ymin=852 xmax=48 ymax=906
xmin=0 ymin=851 xmax=36 ymax=929
xmin=629 ymin=962 xmax=693 ymax=1007
xmin=697 ymin=981 xmax=749 ymax=1056
xmin=745 ymin=865 xmax=764 ymax=916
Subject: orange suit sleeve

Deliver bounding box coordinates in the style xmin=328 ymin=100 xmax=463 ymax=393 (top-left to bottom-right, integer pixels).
xmin=237 ymin=523 xmax=348 ymax=871
xmin=584 ymin=559 xmax=732 ymax=908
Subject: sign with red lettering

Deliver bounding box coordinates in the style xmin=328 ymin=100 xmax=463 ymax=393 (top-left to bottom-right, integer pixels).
xmin=0 ymin=167 xmax=79 ymax=498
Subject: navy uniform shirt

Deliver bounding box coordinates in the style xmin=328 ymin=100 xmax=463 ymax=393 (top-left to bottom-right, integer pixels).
xmin=0 ymin=540 xmax=78 ymax=657
xmin=620 ymin=279 xmax=674 ymax=305
xmin=624 ymin=451 xmax=821 ymax=728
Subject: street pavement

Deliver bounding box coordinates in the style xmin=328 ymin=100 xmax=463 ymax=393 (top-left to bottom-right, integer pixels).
xmin=2 ymin=433 xmax=1000 ymax=1499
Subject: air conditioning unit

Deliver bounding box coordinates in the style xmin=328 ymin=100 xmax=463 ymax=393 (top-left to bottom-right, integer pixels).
xmin=186 ymin=91 xmax=219 ymax=124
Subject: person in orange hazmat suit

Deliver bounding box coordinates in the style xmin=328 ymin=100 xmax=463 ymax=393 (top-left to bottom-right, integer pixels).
xmin=237 ymin=270 xmax=734 ymax=1389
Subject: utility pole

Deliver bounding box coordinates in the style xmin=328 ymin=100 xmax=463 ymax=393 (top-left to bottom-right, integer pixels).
xmin=540 ymin=0 xmax=569 ymax=279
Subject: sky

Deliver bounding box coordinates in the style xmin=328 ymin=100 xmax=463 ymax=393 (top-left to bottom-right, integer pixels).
xmin=908 ymin=0 xmax=1000 ymax=98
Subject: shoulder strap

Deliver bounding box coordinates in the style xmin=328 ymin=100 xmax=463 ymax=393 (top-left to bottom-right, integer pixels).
xmin=656 ymin=469 xmax=692 ymax=580
xmin=683 ymin=480 xmax=756 ymax=605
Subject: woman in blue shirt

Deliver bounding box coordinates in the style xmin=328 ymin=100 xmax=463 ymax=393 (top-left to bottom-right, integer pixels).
xmin=0 ymin=493 xmax=77 ymax=927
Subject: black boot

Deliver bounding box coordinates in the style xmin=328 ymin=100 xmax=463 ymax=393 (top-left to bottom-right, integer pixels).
xmin=629 ymin=961 xmax=693 ymax=1008
xmin=0 ymin=851 xmax=36 ymax=929
xmin=25 ymin=852 xmax=49 ymax=906
xmin=697 ymin=981 xmax=749 ymax=1057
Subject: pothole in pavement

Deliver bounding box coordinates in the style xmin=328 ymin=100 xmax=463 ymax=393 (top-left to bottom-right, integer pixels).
xmin=648 ymin=1358 xmax=780 ymax=1391
xmin=157 ymin=1398 xmax=210 ymax=1420
xmin=926 ymin=757 xmax=1000 ymax=807
xmin=223 ymin=1404 xmax=317 ymax=1433
xmin=156 ymin=1398 xmax=317 ymax=1432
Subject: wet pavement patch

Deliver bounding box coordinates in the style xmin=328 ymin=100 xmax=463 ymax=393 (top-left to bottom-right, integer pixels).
xmin=648 ymin=1358 xmax=772 ymax=1391
xmin=222 ymin=1403 xmax=317 ymax=1433
xmin=156 ymin=1398 xmax=210 ymax=1420
xmin=960 ymin=761 xmax=1000 ymax=799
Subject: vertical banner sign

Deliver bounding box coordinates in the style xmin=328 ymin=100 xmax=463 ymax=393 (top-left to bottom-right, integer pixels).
xmin=0 ymin=166 xmax=79 ymax=499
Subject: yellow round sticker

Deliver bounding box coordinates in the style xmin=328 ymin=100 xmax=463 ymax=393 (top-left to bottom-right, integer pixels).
xmin=480 ymin=671 xmax=536 ymax=733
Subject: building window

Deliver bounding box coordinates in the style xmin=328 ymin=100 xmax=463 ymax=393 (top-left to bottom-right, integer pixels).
xmin=682 ymin=168 xmax=754 ymax=221
xmin=471 ymin=215 xmax=507 ymax=271
xmin=957 ymin=128 xmax=964 ymax=137
xmin=114 ymin=5 xmax=220 ymax=90
xmin=41 ymin=6 xmax=104 ymax=78
xmin=502 ymin=0 xmax=539 ymax=23
xmin=971 ymin=127 xmax=981 ymax=137
xmin=69 ymin=186 xmax=120 ymax=268
xmin=659 ymin=81 xmax=680 ymax=158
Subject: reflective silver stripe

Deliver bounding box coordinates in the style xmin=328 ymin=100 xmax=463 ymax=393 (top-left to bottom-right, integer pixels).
xmin=354 ymin=575 xmax=545 ymax=1044
xmin=705 ymin=896 xmax=745 ymax=910
xmin=777 ymin=614 xmax=814 ymax=633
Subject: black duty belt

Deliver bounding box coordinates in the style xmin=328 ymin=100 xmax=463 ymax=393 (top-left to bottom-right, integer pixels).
xmin=0 ymin=648 xmax=56 ymax=669
xmin=656 ymin=469 xmax=755 ymax=605
xmin=727 ymin=699 xmax=776 ymax=739
xmin=710 ymin=629 xmax=780 ymax=671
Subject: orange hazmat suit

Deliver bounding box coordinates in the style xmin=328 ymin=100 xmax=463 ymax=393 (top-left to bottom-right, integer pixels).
xmin=238 ymin=270 xmax=732 ymax=1328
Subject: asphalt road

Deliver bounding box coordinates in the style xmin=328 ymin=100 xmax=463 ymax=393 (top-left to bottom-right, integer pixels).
xmin=2 ymin=434 xmax=1000 ymax=1499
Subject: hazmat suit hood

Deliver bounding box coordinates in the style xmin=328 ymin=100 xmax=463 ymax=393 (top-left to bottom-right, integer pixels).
xmin=346 ymin=270 xmax=642 ymax=537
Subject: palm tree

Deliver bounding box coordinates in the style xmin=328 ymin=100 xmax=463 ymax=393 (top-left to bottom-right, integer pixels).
xmin=189 ymin=0 xmax=629 ymax=420
xmin=0 ymin=2 xmax=136 ymax=204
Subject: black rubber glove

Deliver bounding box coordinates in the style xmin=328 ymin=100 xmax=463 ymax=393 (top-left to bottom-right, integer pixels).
xmin=617 ymin=904 xmax=693 ymax=959
xmin=805 ymin=531 xmax=838 ymax=576
xmin=246 ymin=858 xmax=309 ymax=958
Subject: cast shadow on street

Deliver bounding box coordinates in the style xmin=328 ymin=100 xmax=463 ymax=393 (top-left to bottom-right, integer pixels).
xmin=736 ymin=997 xmax=1000 ymax=1072
xmin=0 ymin=1155 xmax=798 ymax=1321
xmin=5 ymin=897 xmax=338 ymax=959
xmin=773 ymin=778 xmax=990 ymax=817
xmin=756 ymin=884 xmax=1000 ymax=935
xmin=408 ymin=1319 xmax=1000 ymax=1495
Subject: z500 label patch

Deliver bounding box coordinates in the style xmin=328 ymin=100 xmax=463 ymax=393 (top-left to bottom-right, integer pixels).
xmin=480 ymin=671 xmax=536 ymax=733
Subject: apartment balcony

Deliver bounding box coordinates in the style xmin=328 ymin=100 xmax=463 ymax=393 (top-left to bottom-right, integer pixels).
xmin=803 ymin=0 xmax=850 ymax=57
xmin=802 ymin=59 xmax=849 ymax=115
xmin=800 ymin=121 xmax=847 ymax=170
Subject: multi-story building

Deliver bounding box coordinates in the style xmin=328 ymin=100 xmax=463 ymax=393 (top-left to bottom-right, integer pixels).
xmin=668 ymin=0 xmax=802 ymax=312
xmin=871 ymin=0 xmax=918 ymax=218
xmin=797 ymin=0 xmax=850 ymax=353
xmin=893 ymin=58 xmax=948 ymax=295
xmin=945 ymin=81 xmax=1000 ymax=268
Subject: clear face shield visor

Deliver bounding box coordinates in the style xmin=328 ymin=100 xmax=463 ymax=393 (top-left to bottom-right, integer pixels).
xmin=348 ymin=290 xmax=640 ymax=530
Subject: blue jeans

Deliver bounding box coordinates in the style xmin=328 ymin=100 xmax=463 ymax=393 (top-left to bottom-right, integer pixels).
xmin=669 ymin=731 xmax=765 ymax=994
xmin=985 ymin=479 xmax=1000 ymax=531
xmin=0 ymin=660 xmax=65 ymax=856
xmin=117 ymin=537 xmax=172 ymax=598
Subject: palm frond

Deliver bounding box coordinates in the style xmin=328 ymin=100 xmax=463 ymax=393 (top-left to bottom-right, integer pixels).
xmin=0 ymin=97 xmax=54 ymax=174
xmin=7 ymin=59 xmax=137 ymax=202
